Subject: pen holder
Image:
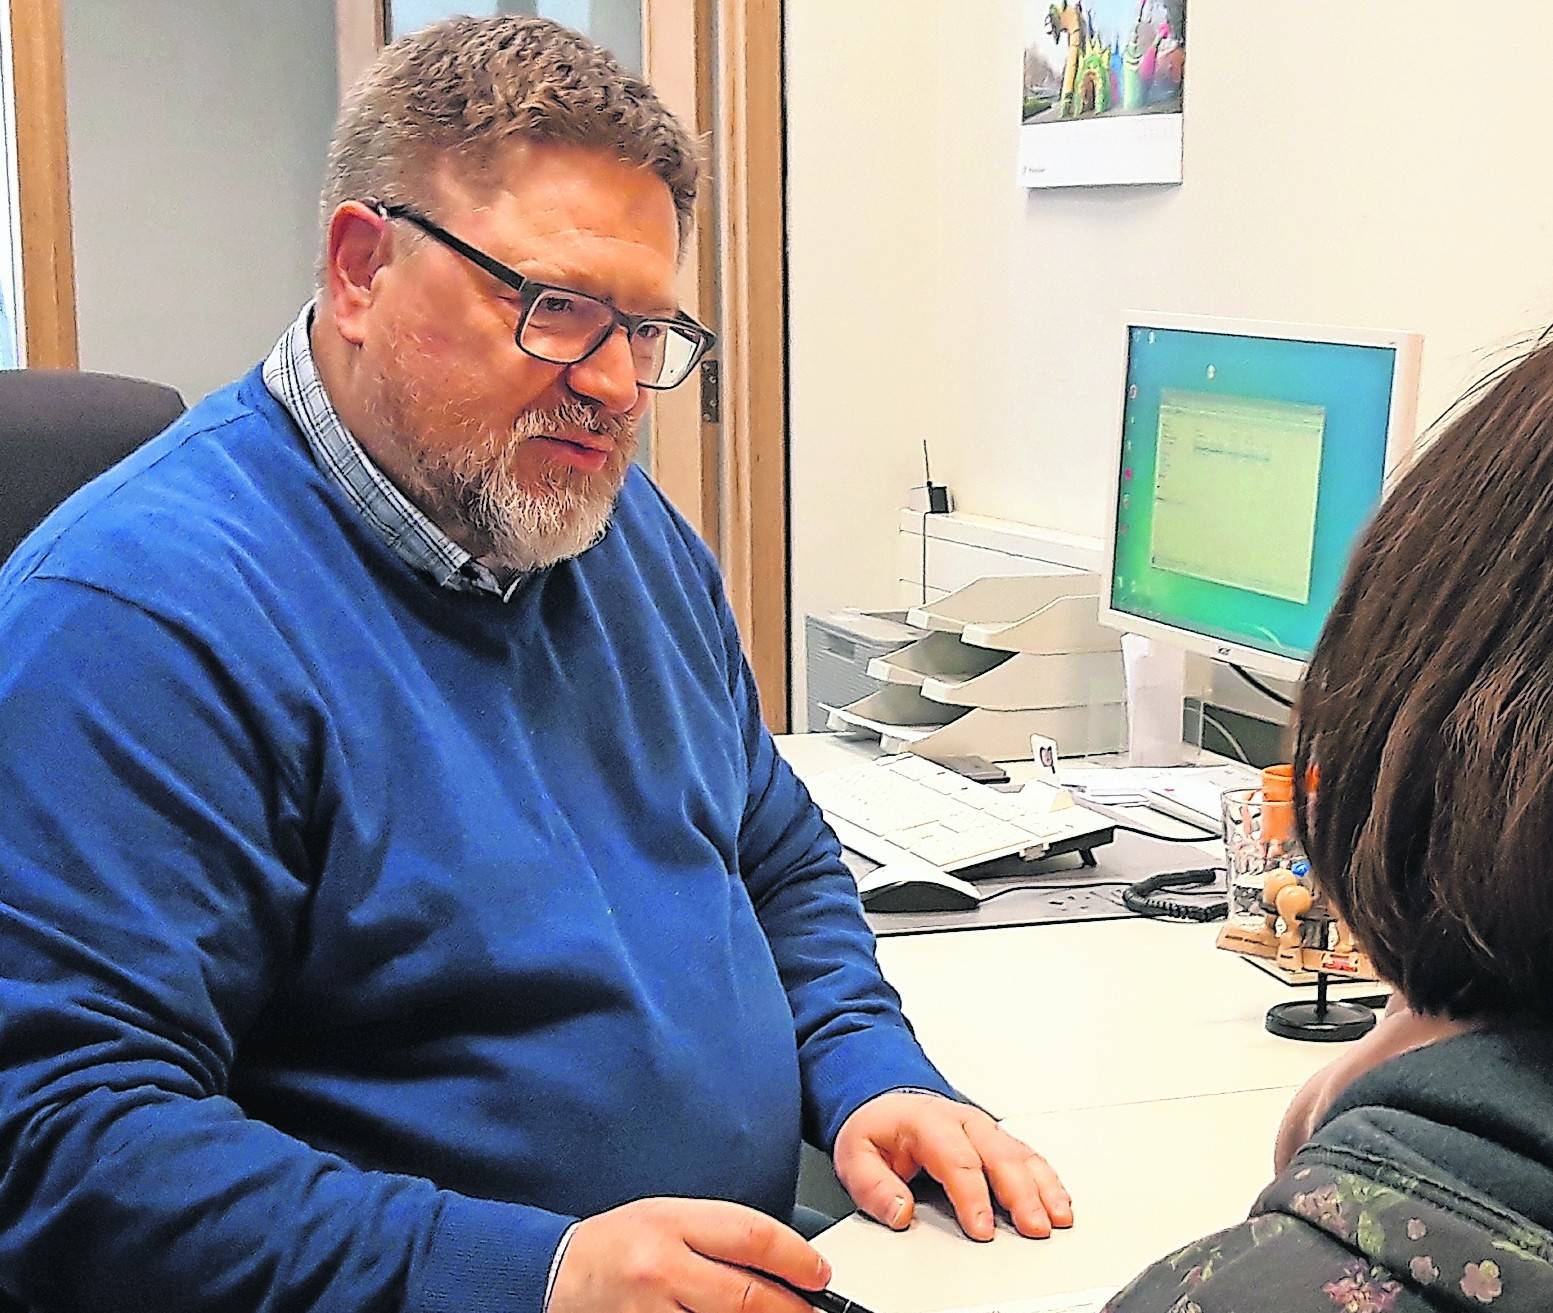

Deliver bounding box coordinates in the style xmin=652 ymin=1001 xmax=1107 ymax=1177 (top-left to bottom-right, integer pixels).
xmin=1221 ymin=785 xmax=1305 ymax=915
xmin=1218 ymin=768 xmax=1377 ymax=1042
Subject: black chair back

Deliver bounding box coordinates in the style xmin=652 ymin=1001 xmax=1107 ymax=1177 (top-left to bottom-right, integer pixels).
xmin=0 ymin=369 xmax=185 ymax=562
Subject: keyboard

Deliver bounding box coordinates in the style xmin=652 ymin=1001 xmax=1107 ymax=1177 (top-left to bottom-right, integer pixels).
xmin=807 ymin=754 xmax=1114 ymax=872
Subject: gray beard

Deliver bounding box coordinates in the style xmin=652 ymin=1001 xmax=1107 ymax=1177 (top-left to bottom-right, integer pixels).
xmin=414 ymin=401 xmax=636 ymax=573
xmin=451 ymin=455 xmax=618 ymax=573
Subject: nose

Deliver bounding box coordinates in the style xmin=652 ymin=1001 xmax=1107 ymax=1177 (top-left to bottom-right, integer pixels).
xmin=566 ymin=326 xmax=640 ymax=416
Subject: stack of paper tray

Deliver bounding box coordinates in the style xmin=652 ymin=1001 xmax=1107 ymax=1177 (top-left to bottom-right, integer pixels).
xmin=826 ymin=574 xmax=1126 ymax=760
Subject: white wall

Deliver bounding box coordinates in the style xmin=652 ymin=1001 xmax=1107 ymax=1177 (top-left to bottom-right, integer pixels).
xmin=787 ymin=2 xmax=1553 ymax=725
xmin=62 ymin=0 xmax=338 ymax=403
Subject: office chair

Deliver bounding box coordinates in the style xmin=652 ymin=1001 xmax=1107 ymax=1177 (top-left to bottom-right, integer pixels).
xmin=0 ymin=369 xmax=185 ymax=562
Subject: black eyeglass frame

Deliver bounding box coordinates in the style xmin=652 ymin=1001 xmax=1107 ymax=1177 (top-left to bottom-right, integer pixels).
xmin=368 ymin=200 xmax=716 ymax=391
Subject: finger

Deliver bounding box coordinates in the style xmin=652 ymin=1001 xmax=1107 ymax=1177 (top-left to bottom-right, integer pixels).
xmin=1028 ymin=1151 xmax=1073 ymax=1230
xmin=681 ymin=1201 xmax=831 ymax=1291
xmin=913 ymin=1117 xmax=996 ymax=1241
xmin=677 ymin=1258 xmax=817 ymax=1313
xmin=833 ymin=1135 xmax=915 ymax=1230
xmin=966 ymin=1121 xmax=1071 ymax=1236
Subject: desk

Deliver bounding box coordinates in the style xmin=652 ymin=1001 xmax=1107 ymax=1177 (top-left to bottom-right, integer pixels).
xmin=786 ymin=733 xmax=1229 ymax=939
xmin=819 ymin=1089 xmax=1291 ymax=1311
xmin=777 ymin=733 xmax=1347 ymax=1310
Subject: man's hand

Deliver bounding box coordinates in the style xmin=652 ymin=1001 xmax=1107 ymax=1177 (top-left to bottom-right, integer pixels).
xmin=547 ymin=1197 xmax=831 ymax=1313
xmin=833 ymin=1092 xmax=1072 ymax=1241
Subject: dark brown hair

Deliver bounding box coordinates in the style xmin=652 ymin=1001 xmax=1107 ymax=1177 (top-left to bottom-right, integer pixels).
xmin=1295 ymin=340 xmax=1553 ymax=1019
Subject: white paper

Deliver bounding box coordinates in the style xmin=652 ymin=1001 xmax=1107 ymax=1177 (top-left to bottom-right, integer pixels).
xmin=1017 ymin=779 xmax=1075 ymax=814
xmin=936 ymin=1287 xmax=1119 ymax=1313
xmin=1028 ymin=733 xmax=1062 ymax=785
xmin=1018 ymin=110 xmax=1183 ymax=188
xmin=1062 ymin=763 xmax=1257 ymax=807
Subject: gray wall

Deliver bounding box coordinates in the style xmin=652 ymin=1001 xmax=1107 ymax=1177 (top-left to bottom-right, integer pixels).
xmin=62 ymin=1 xmax=338 ymax=403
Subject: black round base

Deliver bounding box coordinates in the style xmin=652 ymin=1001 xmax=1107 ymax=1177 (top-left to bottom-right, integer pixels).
xmin=1265 ymin=998 xmax=1377 ymax=1043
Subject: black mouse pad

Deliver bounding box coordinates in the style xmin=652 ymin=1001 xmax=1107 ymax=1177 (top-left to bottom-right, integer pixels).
xmin=858 ymin=831 xmax=1223 ymax=938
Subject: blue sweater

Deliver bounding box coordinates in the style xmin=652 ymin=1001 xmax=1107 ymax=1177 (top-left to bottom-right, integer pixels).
xmin=0 ymin=368 xmax=954 ymax=1313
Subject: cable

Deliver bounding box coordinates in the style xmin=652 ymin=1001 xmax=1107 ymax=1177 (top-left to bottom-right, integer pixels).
xmin=1122 ymin=868 xmax=1228 ymax=922
xmin=975 ymin=878 xmax=1138 ymax=906
xmin=972 ymin=872 xmax=1228 ymax=921
xmin=920 ymin=515 xmax=928 ymax=605
xmin=1229 ymin=663 xmax=1294 ymax=709
xmin=918 ymin=440 xmax=932 ymax=604
xmin=1198 ymin=710 xmax=1251 ymax=765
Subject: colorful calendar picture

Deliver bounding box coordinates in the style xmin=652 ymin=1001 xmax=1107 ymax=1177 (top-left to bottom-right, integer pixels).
xmin=1020 ymin=0 xmax=1186 ymax=188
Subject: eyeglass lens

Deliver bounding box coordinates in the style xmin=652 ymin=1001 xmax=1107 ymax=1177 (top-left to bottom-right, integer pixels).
xmin=519 ymin=289 xmax=701 ymax=388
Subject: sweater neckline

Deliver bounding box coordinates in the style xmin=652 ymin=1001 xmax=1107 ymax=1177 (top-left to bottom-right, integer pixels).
xmin=233 ymin=365 xmax=552 ymax=630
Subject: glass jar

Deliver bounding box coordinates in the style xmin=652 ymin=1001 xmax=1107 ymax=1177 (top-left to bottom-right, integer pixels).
xmin=1221 ymin=785 xmax=1307 ymax=917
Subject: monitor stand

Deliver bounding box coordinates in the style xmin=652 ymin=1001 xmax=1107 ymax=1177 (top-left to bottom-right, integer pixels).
xmin=1121 ymin=633 xmax=1192 ymax=766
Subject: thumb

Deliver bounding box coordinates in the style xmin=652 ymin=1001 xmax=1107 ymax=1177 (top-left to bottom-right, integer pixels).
xmin=835 ymin=1138 xmax=915 ymax=1230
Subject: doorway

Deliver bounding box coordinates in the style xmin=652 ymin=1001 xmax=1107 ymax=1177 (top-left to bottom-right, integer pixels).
xmin=337 ymin=0 xmax=791 ymax=729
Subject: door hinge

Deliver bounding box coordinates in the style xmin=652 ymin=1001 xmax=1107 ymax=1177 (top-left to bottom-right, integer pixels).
xmin=699 ymin=358 xmax=721 ymax=424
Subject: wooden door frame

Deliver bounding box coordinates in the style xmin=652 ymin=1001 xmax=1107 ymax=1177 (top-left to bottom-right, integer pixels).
xmin=708 ymin=0 xmax=788 ymax=730
xmin=334 ymin=0 xmax=791 ymax=730
xmin=640 ymin=0 xmax=719 ymax=553
xmin=10 ymin=0 xmax=77 ymax=367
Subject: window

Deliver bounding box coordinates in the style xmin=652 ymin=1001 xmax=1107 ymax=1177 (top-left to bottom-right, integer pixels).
xmin=384 ymin=1 xmax=641 ymax=74
xmin=0 ymin=2 xmax=25 ymax=366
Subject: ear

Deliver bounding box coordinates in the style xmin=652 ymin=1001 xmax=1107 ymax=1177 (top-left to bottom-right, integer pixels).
xmin=322 ymin=201 xmax=393 ymax=347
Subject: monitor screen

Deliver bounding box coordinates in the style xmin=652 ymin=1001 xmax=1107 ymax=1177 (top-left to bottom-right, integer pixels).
xmin=1106 ymin=320 xmax=1418 ymax=677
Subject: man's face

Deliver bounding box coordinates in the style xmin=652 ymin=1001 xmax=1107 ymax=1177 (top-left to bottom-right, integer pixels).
xmin=354 ymin=142 xmax=681 ymax=571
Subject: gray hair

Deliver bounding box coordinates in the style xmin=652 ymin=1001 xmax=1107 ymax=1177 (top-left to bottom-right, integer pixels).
xmin=319 ymin=15 xmax=699 ymax=277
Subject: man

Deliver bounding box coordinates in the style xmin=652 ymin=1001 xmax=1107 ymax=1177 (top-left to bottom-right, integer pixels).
xmin=0 ymin=18 xmax=1070 ymax=1313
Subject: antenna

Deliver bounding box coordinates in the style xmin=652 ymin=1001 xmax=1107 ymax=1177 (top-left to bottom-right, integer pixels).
xmin=917 ymin=440 xmax=949 ymax=602
xmin=919 ymin=440 xmax=949 ymax=515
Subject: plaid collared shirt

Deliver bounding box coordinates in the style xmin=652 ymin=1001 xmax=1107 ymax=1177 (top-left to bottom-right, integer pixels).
xmin=262 ymin=302 xmax=522 ymax=602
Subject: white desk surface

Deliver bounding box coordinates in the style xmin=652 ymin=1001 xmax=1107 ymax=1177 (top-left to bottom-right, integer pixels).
xmin=818 ymin=1088 xmax=1290 ymax=1313
xmin=870 ymin=916 xmax=1366 ymax=1120
xmin=776 ymin=733 xmax=1344 ymax=1310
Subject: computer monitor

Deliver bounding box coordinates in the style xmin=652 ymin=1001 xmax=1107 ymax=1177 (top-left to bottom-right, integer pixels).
xmin=1101 ymin=314 xmax=1423 ymax=682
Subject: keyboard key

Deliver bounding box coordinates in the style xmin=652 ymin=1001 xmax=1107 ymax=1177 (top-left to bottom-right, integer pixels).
xmin=812 ymin=755 xmax=1112 ymax=871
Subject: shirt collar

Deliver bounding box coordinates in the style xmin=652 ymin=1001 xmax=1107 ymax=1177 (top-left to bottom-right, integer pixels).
xmin=262 ymin=301 xmax=522 ymax=602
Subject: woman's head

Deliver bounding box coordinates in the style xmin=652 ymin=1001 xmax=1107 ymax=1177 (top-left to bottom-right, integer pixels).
xmin=1296 ymin=340 xmax=1553 ymax=1019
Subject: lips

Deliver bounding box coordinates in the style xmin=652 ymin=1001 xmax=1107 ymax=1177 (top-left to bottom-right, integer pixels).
xmin=549 ymin=431 xmax=610 ymax=455
xmin=531 ymin=432 xmax=612 ymax=473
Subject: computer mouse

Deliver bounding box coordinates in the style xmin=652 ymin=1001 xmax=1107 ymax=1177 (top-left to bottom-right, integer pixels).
xmin=858 ymin=869 xmax=982 ymax=914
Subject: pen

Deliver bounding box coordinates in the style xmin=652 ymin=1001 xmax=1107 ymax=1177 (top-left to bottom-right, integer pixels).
xmin=768 ymin=1273 xmax=882 ymax=1313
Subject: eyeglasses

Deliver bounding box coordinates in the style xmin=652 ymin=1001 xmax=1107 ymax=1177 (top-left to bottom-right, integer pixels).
xmin=369 ymin=200 xmax=716 ymax=391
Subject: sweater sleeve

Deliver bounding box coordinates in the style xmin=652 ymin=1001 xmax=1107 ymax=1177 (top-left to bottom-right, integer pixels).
xmin=712 ymin=593 xmax=959 ymax=1151
xmin=0 ymin=577 xmax=572 ymax=1313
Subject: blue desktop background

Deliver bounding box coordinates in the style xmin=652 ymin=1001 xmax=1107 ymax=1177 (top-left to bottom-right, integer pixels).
xmin=1112 ymin=325 xmax=1399 ymax=664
